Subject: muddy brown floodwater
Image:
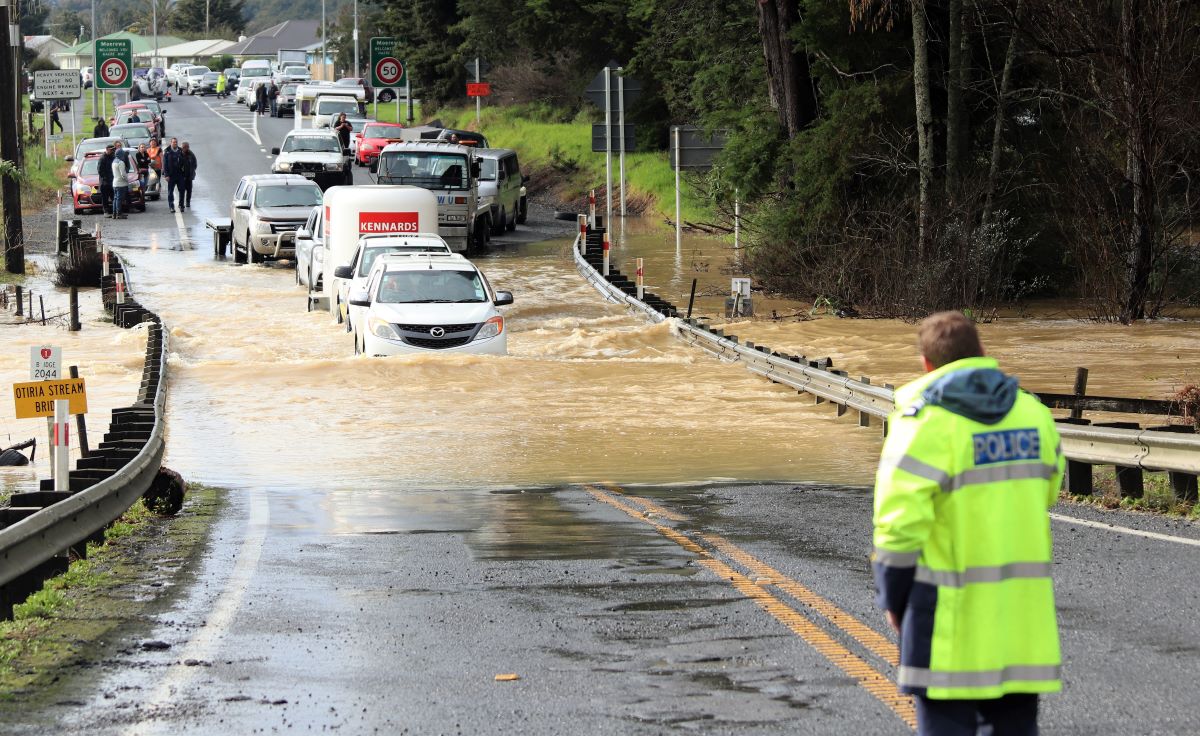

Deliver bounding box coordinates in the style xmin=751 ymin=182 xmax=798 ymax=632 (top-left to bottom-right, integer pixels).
xmin=116 ymin=237 xmax=884 ymax=495
xmin=609 ymin=218 xmax=1198 ymax=406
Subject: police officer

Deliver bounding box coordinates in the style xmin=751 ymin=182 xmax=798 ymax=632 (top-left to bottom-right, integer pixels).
xmin=872 ymin=311 xmax=1063 ymax=736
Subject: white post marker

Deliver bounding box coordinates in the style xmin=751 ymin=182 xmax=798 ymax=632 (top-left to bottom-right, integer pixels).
xmin=44 ymin=104 xmax=50 ymax=158
xmin=617 ymin=68 xmax=627 ymax=230
xmin=734 ymin=192 xmax=741 ymax=251
xmin=32 ymin=345 xmax=62 ymax=481
xmin=115 ymin=272 xmax=126 ymax=304
xmin=101 ymin=241 xmax=109 ymax=277
xmin=53 ymin=400 xmax=70 ymax=492
xmin=589 ymin=189 xmax=596 ymax=228
xmin=604 ymin=67 xmax=612 ymax=231
xmin=577 ymin=215 xmax=587 ymax=253
xmin=474 ymin=57 xmax=481 ymax=129
xmin=636 ymin=257 xmax=644 ymax=300
xmin=602 ymin=232 xmax=610 ymax=277
xmin=673 ymin=126 xmax=682 ymax=253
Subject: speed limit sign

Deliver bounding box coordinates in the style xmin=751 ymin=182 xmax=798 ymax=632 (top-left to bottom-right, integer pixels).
xmin=370 ymin=38 xmax=406 ymax=89
xmin=96 ymin=39 xmax=132 ymax=90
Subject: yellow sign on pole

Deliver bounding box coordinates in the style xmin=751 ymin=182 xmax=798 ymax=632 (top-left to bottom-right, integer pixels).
xmin=12 ymin=378 xmax=88 ymax=419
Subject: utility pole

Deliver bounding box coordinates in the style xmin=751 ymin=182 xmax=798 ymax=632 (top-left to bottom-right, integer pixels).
xmin=0 ymin=0 xmax=25 ymax=275
xmin=320 ymin=0 xmax=326 ymax=80
xmin=90 ymin=0 xmax=97 ymax=118
xmin=152 ymin=0 xmax=158 ymax=68
xmin=352 ymin=0 xmax=359 ymax=78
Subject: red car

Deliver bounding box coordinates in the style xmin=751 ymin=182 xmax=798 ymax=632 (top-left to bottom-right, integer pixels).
xmin=355 ymin=122 xmax=406 ymax=167
xmin=115 ymin=102 xmax=164 ymax=139
xmin=69 ymin=152 xmax=146 ymax=215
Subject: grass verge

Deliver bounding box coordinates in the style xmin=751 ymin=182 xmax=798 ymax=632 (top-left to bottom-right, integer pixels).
xmin=1062 ymin=468 xmax=1199 ymax=519
xmin=398 ymin=102 xmax=712 ymax=224
xmin=0 ymin=484 xmax=224 ymax=708
xmin=17 ymin=96 xmax=69 ymax=213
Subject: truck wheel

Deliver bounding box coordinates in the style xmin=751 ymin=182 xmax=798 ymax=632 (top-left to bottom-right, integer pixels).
xmin=491 ymin=208 xmax=505 ymax=236
xmin=506 ymin=206 xmax=516 ymax=232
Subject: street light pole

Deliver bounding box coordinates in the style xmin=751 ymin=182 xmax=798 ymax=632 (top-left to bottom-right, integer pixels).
xmin=320 ymin=0 xmax=326 ymax=80
xmin=352 ymin=0 xmax=359 ymax=78
xmin=90 ymin=0 xmax=97 ymax=118
xmin=152 ymin=0 xmax=158 ymax=69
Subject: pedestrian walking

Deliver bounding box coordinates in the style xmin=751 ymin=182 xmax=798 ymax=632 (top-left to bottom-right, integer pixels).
xmin=135 ymin=143 xmax=152 ymax=191
xmin=179 ymin=141 xmax=198 ymax=211
xmin=111 ymin=152 xmax=129 ymax=219
xmin=97 ymin=143 xmax=116 ymax=215
xmin=334 ymin=113 xmax=353 ymax=150
xmin=268 ymin=81 xmax=279 ymax=117
xmin=49 ymin=103 xmax=63 ymax=134
xmin=872 ymin=311 xmax=1063 ymax=736
xmin=93 ymin=117 xmax=109 ymax=138
xmin=162 ymin=137 xmax=183 ymax=213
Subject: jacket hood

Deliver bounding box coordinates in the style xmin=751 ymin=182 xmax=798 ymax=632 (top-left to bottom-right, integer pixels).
xmin=912 ymin=358 xmax=1019 ymax=425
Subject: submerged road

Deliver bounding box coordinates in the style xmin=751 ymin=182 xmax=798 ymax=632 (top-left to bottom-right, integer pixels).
xmin=9 ymin=94 xmax=1200 ymax=735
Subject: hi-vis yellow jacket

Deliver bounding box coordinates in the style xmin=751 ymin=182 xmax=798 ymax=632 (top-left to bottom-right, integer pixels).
xmin=873 ymin=356 xmax=1064 ymax=700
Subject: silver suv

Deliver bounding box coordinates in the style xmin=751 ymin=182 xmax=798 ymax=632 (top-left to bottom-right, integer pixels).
xmin=271 ymin=129 xmax=352 ymax=190
xmin=231 ymin=174 xmax=323 ymax=264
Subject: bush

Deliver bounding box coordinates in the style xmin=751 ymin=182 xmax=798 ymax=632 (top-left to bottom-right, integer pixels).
xmin=27 ymin=57 xmax=57 ymax=73
xmin=55 ymin=243 xmax=102 ymax=287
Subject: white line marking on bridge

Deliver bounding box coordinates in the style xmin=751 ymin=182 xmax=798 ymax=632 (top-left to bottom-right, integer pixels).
xmin=128 ymin=488 xmax=270 ymax=734
xmin=1050 ymin=512 xmax=1200 ymax=548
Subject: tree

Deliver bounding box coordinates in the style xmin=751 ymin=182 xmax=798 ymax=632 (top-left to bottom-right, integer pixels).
xmin=168 ymin=0 xmax=246 ymax=35
xmin=757 ymin=0 xmax=819 ymax=138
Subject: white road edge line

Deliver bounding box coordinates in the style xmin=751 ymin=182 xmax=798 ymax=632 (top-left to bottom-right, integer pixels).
xmin=202 ymin=96 xmax=261 ymax=146
xmin=1050 ymin=512 xmax=1200 ymax=548
xmin=129 ymin=488 xmax=270 ymax=734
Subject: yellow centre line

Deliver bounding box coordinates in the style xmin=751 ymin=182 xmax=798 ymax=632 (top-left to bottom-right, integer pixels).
xmin=584 ymin=484 xmax=916 ymax=728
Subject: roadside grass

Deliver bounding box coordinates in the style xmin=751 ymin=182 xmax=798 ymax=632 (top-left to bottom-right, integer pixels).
xmin=376 ymin=102 xmax=711 ymax=224
xmin=0 ymin=485 xmax=223 ymax=704
xmin=17 ymin=96 xmax=68 ymax=210
xmin=1063 ymin=468 xmax=1198 ymax=518
xmin=0 ymin=258 xmax=36 ymax=286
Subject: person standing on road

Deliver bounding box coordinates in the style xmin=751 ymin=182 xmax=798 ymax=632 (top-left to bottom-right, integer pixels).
xmin=93 ymin=117 xmax=109 ymax=138
xmin=178 ymin=141 xmax=198 ymax=212
xmin=256 ymin=82 xmax=268 ymax=116
xmin=216 ymin=71 xmax=227 ymax=98
xmin=147 ymin=137 xmax=162 ymax=174
xmin=97 ymin=143 xmax=116 ymax=215
xmin=162 ymin=137 xmax=183 ymax=213
xmin=135 ymin=143 xmax=152 ymax=191
xmin=111 ymin=151 xmax=129 ymax=219
xmin=334 ymin=113 xmax=353 ymax=151
xmin=872 ymin=312 xmax=1063 ymax=736
xmin=268 ymin=81 xmax=279 ymax=117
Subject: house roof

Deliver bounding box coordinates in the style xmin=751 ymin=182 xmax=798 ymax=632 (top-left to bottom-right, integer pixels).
xmin=224 ymin=20 xmax=320 ymax=57
xmin=25 ymin=35 xmax=68 ymax=52
xmin=54 ymin=32 xmax=187 ymax=59
xmin=133 ymin=39 xmax=237 ymax=59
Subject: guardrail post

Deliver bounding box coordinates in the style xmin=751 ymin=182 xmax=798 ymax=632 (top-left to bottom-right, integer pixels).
xmin=115 ymin=273 xmax=125 ymax=305
xmin=101 ymin=241 xmax=109 ymax=277
xmin=635 ymin=258 xmax=644 ymax=300
xmin=858 ymin=377 xmax=872 ymax=427
xmin=686 ymin=278 xmax=697 ymax=319
xmin=68 ymin=287 xmax=80 ymax=331
xmin=883 ymin=384 xmax=894 ymax=437
xmin=602 ymin=232 xmax=610 ymax=276
xmin=1094 ymin=421 xmax=1143 ymax=498
xmin=1148 ymin=425 xmax=1199 ymax=502
xmin=1070 ymin=367 xmax=1089 ymax=420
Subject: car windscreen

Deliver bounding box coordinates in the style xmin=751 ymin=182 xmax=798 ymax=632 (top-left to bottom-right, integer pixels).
xmin=362 ymin=125 xmax=400 ymax=139
xmin=241 ymin=67 xmax=269 ymax=77
xmin=479 ymin=158 xmax=498 ymax=181
xmin=188 ymin=68 xmax=206 ymax=76
xmin=360 ymin=246 xmax=448 ymax=276
xmin=375 ymin=270 xmax=487 ymax=304
xmin=282 ymin=85 xmax=297 ymax=94
xmin=349 ymin=119 xmax=369 ymax=132
xmin=77 ymin=140 xmax=111 ymax=157
xmin=253 ymin=185 xmax=322 ymax=208
xmin=80 ymin=158 xmax=101 ymax=176
xmin=203 ymin=73 xmax=219 ymax=80
xmin=111 ymin=125 xmax=145 ymax=136
xmin=282 ymin=136 xmax=341 ymax=153
xmin=283 ymin=67 xmax=307 ymax=75
xmin=377 ymin=153 xmax=469 ymax=189
xmin=316 ymin=99 xmax=359 ymax=115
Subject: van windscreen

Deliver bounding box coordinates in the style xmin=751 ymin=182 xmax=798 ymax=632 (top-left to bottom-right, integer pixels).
xmin=376 ymin=152 xmax=469 ymax=189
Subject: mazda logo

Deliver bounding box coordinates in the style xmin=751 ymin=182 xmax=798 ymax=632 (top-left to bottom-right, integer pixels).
xmin=430 ymin=327 xmax=445 ymax=338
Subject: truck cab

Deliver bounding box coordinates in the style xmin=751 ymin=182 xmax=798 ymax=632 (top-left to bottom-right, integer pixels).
xmin=371 ymin=142 xmax=488 ymax=252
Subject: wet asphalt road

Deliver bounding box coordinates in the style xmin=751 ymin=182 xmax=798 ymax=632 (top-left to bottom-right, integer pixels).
xmin=10 ymin=94 xmax=1200 ymax=735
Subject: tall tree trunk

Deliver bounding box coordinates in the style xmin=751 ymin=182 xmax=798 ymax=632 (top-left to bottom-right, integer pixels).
xmin=757 ymin=0 xmax=819 ymax=138
xmin=945 ymin=0 xmax=967 ymax=196
xmin=911 ymin=0 xmax=935 ymax=258
xmin=1120 ymin=0 xmax=1154 ymax=322
xmin=983 ymin=0 xmax=1021 ymax=223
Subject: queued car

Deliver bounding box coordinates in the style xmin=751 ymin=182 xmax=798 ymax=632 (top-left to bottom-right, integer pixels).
xmin=273 ymin=83 xmax=298 ymax=117
xmin=231 ymin=174 xmax=323 ymax=264
xmin=68 ymin=151 xmax=146 ymax=215
xmin=82 ymin=67 xmax=94 ymax=88
xmin=345 ymin=117 xmax=371 ymax=156
xmin=110 ymin=123 xmax=153 ymax=150
xmin=275 ymin=65 xmax=311 ymax=84
xmin=337 ymin=234 xmax=454 ymax=334
xmin=270 ymin=129 xmax=353 ymax=189
xmin=354 ymin=122 xmax=405 ymax=167
xmin=347 ymin=253 xmax=513 ymax=357
xmin=184 ymin=65 xmax=208 ymax=94
xmin=198 ymin=71 xmax=220 ymax=96
xmin=223 ymin=68 xmax=241 ymax=91
xmin=116 ymin=101 xmax=165 ymax=138
xmin=65 ymin=136 xmax=122 ymax=178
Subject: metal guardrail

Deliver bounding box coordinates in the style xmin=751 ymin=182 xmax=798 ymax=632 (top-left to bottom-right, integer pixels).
xmin=0 ymin=255 xmax=168 ymax=599
xmin=572 ymin=231 xmax=1200 ymax=476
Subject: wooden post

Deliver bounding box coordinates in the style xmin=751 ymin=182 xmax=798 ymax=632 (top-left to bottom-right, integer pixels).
xmin=1070 ymin=367 xmax=1089 ymax=420
xmin=69 ymin=365 xmax=89 ymax=458
xmin=15 ymin=285 xmax=22 ymax=316
xmin=39 ymin=295 xmax=45 ymax=325
xmin=69 ymin=287 xmax=80 ymax=331
xmin=686 ymin=278 xmax=697 ymax=319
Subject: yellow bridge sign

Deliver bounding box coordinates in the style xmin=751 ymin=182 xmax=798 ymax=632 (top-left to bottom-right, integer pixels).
xmin=12 ymin=378 xmax=88 ymax=419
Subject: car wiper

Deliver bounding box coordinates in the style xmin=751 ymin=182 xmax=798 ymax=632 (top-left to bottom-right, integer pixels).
xmin=451 ymin=299 xmax=484 ymax=303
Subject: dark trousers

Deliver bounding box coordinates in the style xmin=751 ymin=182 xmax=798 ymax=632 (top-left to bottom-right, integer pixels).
xmin=166 ymin=178 xmax=180 ymax=209
xmin=180 ymin=178 xmax=193 ymax=207
xmin=270 ymin=99 xmax=277 ymax=116
xmin=99 ymin=183 xmax=113 ymax=213
xmin=112 ymin=186 xmax=127 ymax=215
xmin=915 ymin=694 xmax=1039 ymax=736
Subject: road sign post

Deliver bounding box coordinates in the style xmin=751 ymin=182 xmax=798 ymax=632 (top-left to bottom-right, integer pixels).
xmin=95 ymin=39 xmax=133 ymax=91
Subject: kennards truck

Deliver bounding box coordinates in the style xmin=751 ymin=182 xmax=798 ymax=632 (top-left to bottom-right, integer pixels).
xmin=370 ymin=142 xmax=491 ymax=252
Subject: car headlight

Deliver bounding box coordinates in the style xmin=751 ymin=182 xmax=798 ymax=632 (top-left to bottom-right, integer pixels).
xmin=276 ymin=162 xmax=292 ymax=172
xmin=474 ymin=316 xmax=504 ymax=341
xmin=325 ymin=163 xmax=342 ymax=171
xmin=360 ymin=144 xmax=374 ymax=153
xmin=369 ymin=316 xmax=398 ymax=339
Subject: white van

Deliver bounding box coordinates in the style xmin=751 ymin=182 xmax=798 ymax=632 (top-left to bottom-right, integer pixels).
xmin=315 ymin=185 xmax=440 ymax=320
xmin=238 ymin=60 xmax=272 ymax=103
xmin=475 ymin=149 xmax=525 ymax=235
xmin=313 ymin=95 xmax=363 ymax=128
xmin=347 ymin=254 xmax=513 ymax=356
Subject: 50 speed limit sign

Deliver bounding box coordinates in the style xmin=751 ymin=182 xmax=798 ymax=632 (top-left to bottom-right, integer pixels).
xmin=95 ymin=38 xmax=132 ymax=90
xmin=370 ymin=38 xmax=406 ymax=89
